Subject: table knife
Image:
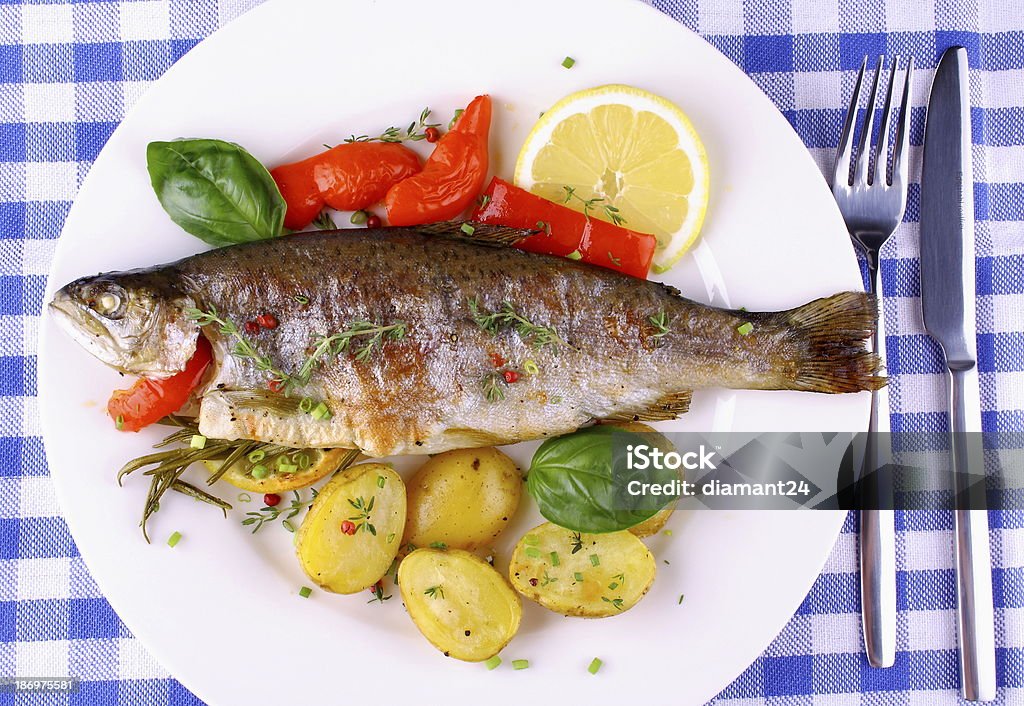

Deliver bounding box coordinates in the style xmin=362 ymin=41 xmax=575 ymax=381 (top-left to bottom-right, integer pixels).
xmin=920 ymin=45 xmax=997 ymax=702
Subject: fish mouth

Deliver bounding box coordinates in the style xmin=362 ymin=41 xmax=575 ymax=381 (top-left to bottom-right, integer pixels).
xmin=48 ymin=290 xmax=125 ymax=368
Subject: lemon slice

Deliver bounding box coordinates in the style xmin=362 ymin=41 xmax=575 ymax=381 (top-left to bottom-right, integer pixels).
xmin=515 ymin=84 xmax=709 ymax=273
xmin=203 ymin=447 xmax=360 ymax=493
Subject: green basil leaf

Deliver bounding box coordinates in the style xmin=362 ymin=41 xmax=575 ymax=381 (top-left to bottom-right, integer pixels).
xmin=147 ymin=138 xmax=286 ymax=246
xmin=525 ymin=426 xmax=679 ymax=533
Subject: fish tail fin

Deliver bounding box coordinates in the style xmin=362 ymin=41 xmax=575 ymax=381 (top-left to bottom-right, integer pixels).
xmin=780 ymin=291 xmax=885 ymax=393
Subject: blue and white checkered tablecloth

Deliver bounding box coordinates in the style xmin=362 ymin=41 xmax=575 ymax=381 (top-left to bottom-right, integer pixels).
xmin=1 ymin=0 xmax=1023 ymax=704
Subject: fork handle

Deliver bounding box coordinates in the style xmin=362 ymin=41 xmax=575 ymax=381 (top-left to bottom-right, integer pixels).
xmin=948 ymin=367 xmax=997 ymax=701
xmin=860 ymin=259 xmax=897 ymax=668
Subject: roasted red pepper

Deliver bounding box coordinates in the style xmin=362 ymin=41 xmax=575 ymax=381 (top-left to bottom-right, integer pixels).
xmin=271 ymin=142 xmax=422 ymax=230
xmin=385 ymin=95 xmax=491 ymax=226
xmin=471 ymin=177 xmax=657 ymax=278
xmin=108 ymin=336 xmax=213 ymax=432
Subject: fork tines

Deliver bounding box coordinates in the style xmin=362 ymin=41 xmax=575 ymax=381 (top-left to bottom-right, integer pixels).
xmin=833 ymin=55 xmax=915 ymax=190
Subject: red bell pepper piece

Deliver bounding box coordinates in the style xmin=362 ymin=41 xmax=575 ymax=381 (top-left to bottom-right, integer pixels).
xmin=385 ymin=95 xmax=491 ymax=226
xmin=107 ymin=336 xmax=213 ymax=432
xmin=271 ymin=142 xmax=421 ymax=231
xmin=471 ymin=177 xmax=657 ymax=278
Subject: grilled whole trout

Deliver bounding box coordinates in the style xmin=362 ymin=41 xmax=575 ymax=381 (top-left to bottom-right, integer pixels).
xmin=50 ymin=225 xmax=882 ymax=456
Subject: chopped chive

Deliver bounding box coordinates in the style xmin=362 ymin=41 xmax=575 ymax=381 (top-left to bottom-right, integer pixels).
xmin=247 ymin=449 xmax=266 ymax=463
xmin=282 ymin=519 xmax=296 ymax=533
xmin=294 ymin=294 xmax=310 ymax=305
xmin=167 ymin=531 xmax=182 ymax=548
xmin=608 ymin=582 xmax=619 ymax=590
xmin=350 ymin=210 xmax=369 ymax=225
xmin=523 ymin=359 xmax=539 ymax=375
xmin=664 ymin=559 xmax=671 ymax=565
xmin=561 ymin=56 xmax=576 ymax=69
xmin=377 ymin=475 xmax=386 ymax=488
xmin=251 ymin=464 xmax=269 ymax=479
xmin=278 ymin=463 xmax=298 ymax=474
xmin=678 ymin=593 xmax=685 ymax=605
xmin=524 ymin=547 xmax=542 ymax=559
xmin=299 ymin=397 xmax=314 ymax=413
xmin=588 ymin=657 xmax=603 ymax=675
xmin=484 ymin=655 xmax=502 ymax=670
xmin=461 ymin=223 xmax=476 ymax=236
xmin=114 ymin=415 xmax=124 ymax=430
xmin=189 ymin=435 xmax=207 ymax=450
xmin=386 ymin=533 xmax=395 ymax=544
xmin=512 ymin=659 xmax=530 ymax=670
xmin=589 ymin=554 xmax=600 ymax=567
xmin=429 ymin=541 xmax=448 ymax=550
xmin=311 ymin=402 xmax=332 ymax=420
xmin=663 ymin=529 xmax=673 ymax=536
xmin=237 ymin=492 xmax=252 ymax=503
xmin=299 ymin=586 xmax=312 ymax=598
xmin=737 ymin=322 xmax=754 ymax=336
xmin=524 ymin=534 xmax=540 ymax=545
xmin=566 ymin=250 xmax=582 ymax=261
xmin=574 ymin=572 xmax=584 ymax=582
xmin=550 ymin=551 xmax=560 ymax=567
xmin=739 ymin=306 xmax=748 ymax=312
xmin=295 ymin=452 xmax=310 ymax=470
xmin=449 ymin=108 xmax=465 ymax=130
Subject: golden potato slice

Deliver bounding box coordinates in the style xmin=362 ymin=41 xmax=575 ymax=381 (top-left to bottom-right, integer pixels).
xmin=203 ymin=448 xmax=361 ymax=493
xmin=399 ymin=548 xmax=521 ymax=661
xmin=295 ymin=463 xmax=405 ymax=594
xmin=509 ymin=522 xmax=656 ymax=617
xmin=403 ymin=448 xmax=521 ymax=550
xmin=604 ymin=422 xmax=679 ymax=538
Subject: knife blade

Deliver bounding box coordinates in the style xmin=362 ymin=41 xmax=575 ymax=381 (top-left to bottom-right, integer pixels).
xmin=920 ymin=45 xmax=996 ymax=702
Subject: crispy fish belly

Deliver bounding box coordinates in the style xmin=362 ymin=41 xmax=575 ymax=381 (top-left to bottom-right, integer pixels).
xmin=52 ymin=227 xmax=882 ymax=457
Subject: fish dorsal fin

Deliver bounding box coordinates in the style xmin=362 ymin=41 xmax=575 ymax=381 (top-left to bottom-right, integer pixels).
xmin=601 ymin=390 xmax=693 ymax=423
xmin=415 ymin=221 xmax=534 ymax=248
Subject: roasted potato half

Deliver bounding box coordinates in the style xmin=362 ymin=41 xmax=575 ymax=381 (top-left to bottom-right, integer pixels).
xmin=605 ymin=422 xmax=679 ymax=538
xmin=399 ymin=548 xmax=521 ymax=661
xmin=296 ymin=462 xmax=405 ymax=594
xmin=509 ymin=522 xmax=656 ymax=617
xmin=403 ymin=447 xmax=521 ymax=550
xmin=203 ymin=448 xmax=360 ymax=493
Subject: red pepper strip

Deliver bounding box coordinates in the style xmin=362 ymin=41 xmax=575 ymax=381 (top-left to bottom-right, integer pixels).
xmin=471 ymin=177 xmax=657 ymax=279
xmin=271 ymin=142 xmax=422 ymax=231
xmin=384 ymin=95 xmax=491 ymax=226
xmin=107 ymin=336 xmax=213 ymax=432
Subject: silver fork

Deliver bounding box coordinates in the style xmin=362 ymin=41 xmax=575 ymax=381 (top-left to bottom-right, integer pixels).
xmin=831 ymin=55 xmax=914 ymax=669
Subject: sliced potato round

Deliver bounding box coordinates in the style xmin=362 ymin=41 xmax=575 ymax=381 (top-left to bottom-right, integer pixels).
xmin=296 ymin=462 xmax=405 ymax=594
xmin=403 ymin=447 xmax=521 ymax=551
xmin=605 ymin=422 xmax=679 ymax=538
xmin=399 ymin=548 xmax=521 ymax=661
xmin=203 ymin=448 xmax=361 ymax=493
xmin=509 ymin=522 xmax=656 ymax=617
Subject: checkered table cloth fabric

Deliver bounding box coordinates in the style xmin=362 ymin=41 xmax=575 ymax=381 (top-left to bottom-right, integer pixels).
xmin=1 ymin=0 xmax=1022 ymax=703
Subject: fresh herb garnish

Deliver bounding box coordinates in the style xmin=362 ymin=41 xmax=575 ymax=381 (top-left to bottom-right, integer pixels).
xmin=345 ymin=107 xmax=440 ymax=143
xmin=588 ymin=657 xmax=603 ymax=675
xmin=562 ymin=56 xmax=576 ymax=69
xmin=297 ymin=319 xmax=408 ymax=380
xmin=294 ymin=294 xmax=310 ymax=305
xmin=299 ymin=586 xmax=313 ymax=598
xmin=468 ymin=298 xmax=568 ymax=350
xmin=187 ymin=307 xmax=291 ymax=387
xmin=167 ymin=531 xmax=182 ymax=548
xmin=482 ymin=372 xmax=507 ymax=403
xmin=347 ymin=495 xmax=377 ymax=535
xmin=368 ymin=581 xmax=392 ymax=604
xmin=424 ymin=585 xmax=445 ymax=599
xmin=737 ymin=321 xmax=754 ymax=336
xmin=540 ymin=570 xmax=558 ymax=586
xmin=648 ymin=310 xmax=671 ymax=341
xmin=601 ymin=596 xmax=624 ymax=611
xmin=242 ymin=490 xmax=307 ymax=534
xmin=535 ymin=220 xmax=552 ymax=236
xmin=607 ymin=252 xmax=622 ymax=267
xmin=312 ymin=210 xmax=336 ymax=230
xmin=562 ymin=186 xmax=627 ymax=226
xmin=570 ymin=532 xmax=583 ymax=554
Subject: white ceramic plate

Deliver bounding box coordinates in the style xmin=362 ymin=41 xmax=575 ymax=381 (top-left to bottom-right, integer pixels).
xmin=38 ymin=1 xmax=866 ymax=704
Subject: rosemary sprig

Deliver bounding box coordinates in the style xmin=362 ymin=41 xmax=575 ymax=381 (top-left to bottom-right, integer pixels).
xmin=295 ymin=319 xmax=408 ymax=383
xmin=648 ymin=310 xmax=671 ymax=341
xmin=312 ymin=210 xmax=336 ymax=230
xmin=242 ymin=490 xmax=307 ymax=534
xmin=344 ymin=107 xmax=440 ymax=143
xmin=562 ymin=186 xmax=627 ymax=226
xmin=467 ymin=298 xmax=568 ymax=350
xmin=424 ymin=585 xmax=445 ymax=599
xmin=186 ymin=307 xmax=290 ymax=385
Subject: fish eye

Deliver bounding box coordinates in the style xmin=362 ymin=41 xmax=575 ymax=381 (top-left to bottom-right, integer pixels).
xmin=84 ymin=284 xmax=126 ymax=320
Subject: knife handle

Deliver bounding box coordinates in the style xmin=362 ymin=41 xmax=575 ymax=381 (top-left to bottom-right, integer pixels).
xmin=861 ymin=266 xmax=897 ymax=668
xmin=948 ymin=367 xmax=997 ymax=701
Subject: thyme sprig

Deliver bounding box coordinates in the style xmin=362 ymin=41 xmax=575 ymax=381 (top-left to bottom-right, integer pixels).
xmin=296 ymin=320 xmax=408 ymax=383
xmin=186 ymin=307 xmax=290 ymax=385
xmin=481 ymin=372 xmax=506 ymax=403
xmin=648 ymin=310 xmax=671 ymax=341
xmin=242 ymin=490 xmax=307 ymax=534
xmin=368 ymin=581 xmax=392 ymax=604
xmin=347 ymin=495 xmax=377 ymax=535
xmin=312 ymin=210 xmax=336 ymax=230
xmin=468 ymin=298 xmax=568 ymax=350
xmin=424 ymin=585 xmax=445 ymax=599
xmin=569 ymin=531 xmax=584 ymax=554
xmin=562 ymin=186 xmax=627 ymax=226
xmin=345 ymin=107 xmax=440 ymax=144
xmin=601 ymin=596 xmax=624 ymax=611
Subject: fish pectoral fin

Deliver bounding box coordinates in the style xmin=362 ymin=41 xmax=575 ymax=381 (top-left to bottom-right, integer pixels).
xmin=602 ymin=390 xmax=693 ymax=423
xmin=416 ymin=221 xmax=534 ymax=248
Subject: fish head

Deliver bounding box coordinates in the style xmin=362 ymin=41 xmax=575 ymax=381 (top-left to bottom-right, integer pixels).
xmin=49 ymin=270 xmax=199 ymax=378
